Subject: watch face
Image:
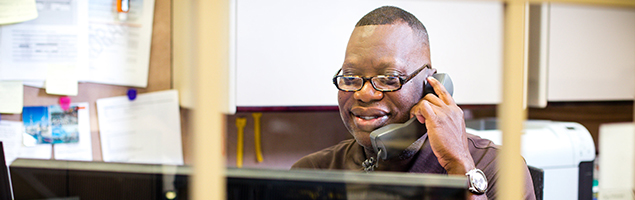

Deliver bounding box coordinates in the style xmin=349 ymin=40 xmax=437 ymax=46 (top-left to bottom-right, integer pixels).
xmin=468 ymin=169 xmax=488 ymax=194
xmin=472 ymin=172 xmax=487 ymax=192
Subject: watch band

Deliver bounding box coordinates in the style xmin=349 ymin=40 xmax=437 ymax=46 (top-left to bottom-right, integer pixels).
xmin=466 ymin=168 xmax=488 ymax=194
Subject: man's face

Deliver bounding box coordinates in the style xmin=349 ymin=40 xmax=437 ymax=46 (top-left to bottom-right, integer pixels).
xmin=338 ymin=22 xmax=431 ymax=148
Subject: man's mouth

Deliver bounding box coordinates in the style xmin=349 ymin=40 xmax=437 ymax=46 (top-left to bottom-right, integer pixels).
xmin=351 ymin=113 xmax=390 ymax=132
xmin=358 ymin=115 xmax=382 ymax=120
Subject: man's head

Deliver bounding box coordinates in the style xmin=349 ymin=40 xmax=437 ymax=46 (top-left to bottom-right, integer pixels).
xmin=337 ymin=6 xmax=436 ymax=148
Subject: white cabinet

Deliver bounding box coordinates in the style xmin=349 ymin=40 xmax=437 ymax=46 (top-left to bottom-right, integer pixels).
xmin=233 ymin=0 xmax=504 ymax=108
xmin=528 ymin=3 xmax=635 ymax=107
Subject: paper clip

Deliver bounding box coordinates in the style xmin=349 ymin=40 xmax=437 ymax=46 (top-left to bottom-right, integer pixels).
xmin=59 ymin=96 xmax=71 ymax=111
xmin=117 ymin=0 xmax=130 ymax=21
xmin=127 ymin=88 xmax=137 ymax=101
xmin=252 ymin=113 xmax=264 ymax=163
xmin=235 ymin=118 xmax=247 ymax=168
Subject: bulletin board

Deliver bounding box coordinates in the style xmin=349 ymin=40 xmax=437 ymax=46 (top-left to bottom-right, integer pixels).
xmin=0 ymin=0 xmax=179 ymax=162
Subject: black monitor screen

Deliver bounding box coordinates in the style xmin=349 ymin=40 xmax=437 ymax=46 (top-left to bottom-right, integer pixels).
xmin=10 ymin=159 xmax=467 ymax=200
xmin=228 ymin=168 xmax=467 ymax=200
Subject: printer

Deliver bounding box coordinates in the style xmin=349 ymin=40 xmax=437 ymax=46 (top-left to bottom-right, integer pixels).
xmin=466 ymin=119 xmax=596 ymax=200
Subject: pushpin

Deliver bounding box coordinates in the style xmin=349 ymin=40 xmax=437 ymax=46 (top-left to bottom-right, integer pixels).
xmin=127 ymin=88 xmax=137 ymax=101
xmin=59 ymin=96 xmax=71 ymax=111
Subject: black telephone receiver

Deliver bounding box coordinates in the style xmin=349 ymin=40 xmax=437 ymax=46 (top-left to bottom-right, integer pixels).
xmin=369 ymin=73 xmax=453 ymax=160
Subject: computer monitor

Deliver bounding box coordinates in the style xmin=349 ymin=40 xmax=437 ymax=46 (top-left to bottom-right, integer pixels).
xmin=0 ymin=142 xmax=13 ymax=200
xmin=229 ymin=168 xmax=467 ymax=200
xmin=10 ymin=159 xmax=467 ymax=200
xmin=10 ymin=159 xmax=190 ymax=200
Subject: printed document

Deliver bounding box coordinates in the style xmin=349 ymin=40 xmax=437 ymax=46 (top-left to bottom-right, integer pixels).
xmin=53 ymin=102 xmax=92 ymax=161
xmin=88 ymin=0 xmax=155 ymax=87
xmin=0 ymin=120 xmax=51 ymax=165
xmin=97 ymin=90 xmax=183 ymax=165
xmin=0 ymin=0 xmax=89 ymax=82
xmin=0 ymin=121 xmax=22 ymax=165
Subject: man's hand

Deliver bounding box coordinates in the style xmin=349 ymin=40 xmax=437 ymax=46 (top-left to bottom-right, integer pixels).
xmin=410 ymin=76 xmax=475 ymax=175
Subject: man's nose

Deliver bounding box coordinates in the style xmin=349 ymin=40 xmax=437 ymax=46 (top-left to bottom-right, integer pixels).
xmin=354 ymin=81 xmax=383 ymax=102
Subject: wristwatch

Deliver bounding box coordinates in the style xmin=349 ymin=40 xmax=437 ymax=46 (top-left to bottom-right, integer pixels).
xmin=466 ymin=168 xmax=488 ymax=194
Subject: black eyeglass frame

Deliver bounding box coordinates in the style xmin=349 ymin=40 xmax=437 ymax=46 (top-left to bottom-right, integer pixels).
xmin=332 ymin=64 xmax=430 ymax=92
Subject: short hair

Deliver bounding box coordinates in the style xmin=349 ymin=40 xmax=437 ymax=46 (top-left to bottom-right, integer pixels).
xmin=355 ymin=6 xmax=429 ymax=45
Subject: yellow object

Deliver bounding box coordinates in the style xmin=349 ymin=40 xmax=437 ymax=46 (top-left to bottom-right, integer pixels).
xmin=165 ymin=191 xmax=177 ymax=199
xmin=235 ymin=118 xmax=247 ymax=168
xmin=252 ymin=113 xmax=264 ymax=163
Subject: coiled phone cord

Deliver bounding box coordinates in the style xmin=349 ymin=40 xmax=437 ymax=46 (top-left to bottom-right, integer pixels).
xmin=362 ymin=149 xmax=382 ymax=172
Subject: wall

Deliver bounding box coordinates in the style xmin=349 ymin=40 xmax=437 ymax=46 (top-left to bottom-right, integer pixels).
xmin=224 ymin=111 xmax=351 ymax=169
xmin=224 ymin=103 xmax=634 ymax=169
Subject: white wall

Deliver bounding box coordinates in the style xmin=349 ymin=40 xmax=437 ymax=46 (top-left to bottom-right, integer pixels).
xmin=234 ymin=0 xmax=504 ymax=107
xmin=529 ymin=3 xmax=635 ymax=107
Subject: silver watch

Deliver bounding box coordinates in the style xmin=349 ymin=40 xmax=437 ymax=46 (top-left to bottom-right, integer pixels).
xmin=466 ymin=168 xmax=488 ymax=194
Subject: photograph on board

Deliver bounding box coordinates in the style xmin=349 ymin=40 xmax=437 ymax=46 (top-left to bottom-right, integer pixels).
xmin=22 ymin=106 xmax=49 ymax=146
xmin=49 ymin=105 xmax=79 ymax=144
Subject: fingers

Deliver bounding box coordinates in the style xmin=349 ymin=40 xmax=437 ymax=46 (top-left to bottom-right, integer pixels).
xmin=411 ymin=76 xmax=457 ymax=124
xmin=423 ymin=93 xmax=444 ymax=106
xmin=410 ymin=100 xmax=436 ymax=124
xmin=427 ymin=76 xmax=455 ymax=106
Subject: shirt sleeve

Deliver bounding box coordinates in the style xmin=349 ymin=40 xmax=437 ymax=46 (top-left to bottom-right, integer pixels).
xmin=290 ymin=156 xmax=317 ymax=169
xmin=482 ymin=157 xmax=537 ymax=200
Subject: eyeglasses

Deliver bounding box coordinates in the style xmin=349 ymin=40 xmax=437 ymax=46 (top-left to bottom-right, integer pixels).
xmin=332 ymin=65 xmax=429 ymax=92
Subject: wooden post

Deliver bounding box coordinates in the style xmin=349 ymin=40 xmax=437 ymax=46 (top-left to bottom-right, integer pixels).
xmin=499 ymin=1 xmax=527 ymax=199
xmin=189 ymin=0 xmax=230 ymax=199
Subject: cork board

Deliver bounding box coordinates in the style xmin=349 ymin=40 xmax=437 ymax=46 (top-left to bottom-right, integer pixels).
xmin=0 ymin=0 xmax=178 ymax=162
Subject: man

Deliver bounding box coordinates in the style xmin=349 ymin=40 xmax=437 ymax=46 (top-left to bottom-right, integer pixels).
xmin=291 ymin=6 xmax=536 ymax=200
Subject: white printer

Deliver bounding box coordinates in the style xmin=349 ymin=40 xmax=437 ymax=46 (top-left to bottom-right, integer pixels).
xmin=466 ymin=119 xmax=596 ymax=200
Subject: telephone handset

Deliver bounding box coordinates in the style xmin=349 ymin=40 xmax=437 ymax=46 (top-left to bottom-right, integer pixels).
xmin=369 ymin=73 xmax=454 ymax=161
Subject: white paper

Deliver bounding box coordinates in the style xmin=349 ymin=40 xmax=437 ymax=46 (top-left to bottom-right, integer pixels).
xmin=97 ymin=90 xmax=183 ymax=165
xmin=0 ymin=0 xmax=89 ymax=82
xmin=0 ymin=81 xmax=23 ymax=114
xmin=0 ymin=120 xmax=51 ymax=165
xmin=0 ymin=0 xmax=38 ymax=25
xmin=88 ymin=0 xmax=155 ymax=87
xmin=0 ymin=121 xmax=22 ymax=165
xmin=53 ymin=102 xmax=91 ymax=161
xmin=17 ymin=141 xmax=51 ymax=161
xmin=22 ymin=80 xmax=44 ymax=88
xmin=45 ymin=64 xmax=78 ymax=96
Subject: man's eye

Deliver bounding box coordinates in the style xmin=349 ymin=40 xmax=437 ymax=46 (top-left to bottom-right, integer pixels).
xmin=341 ymin=77 xmax=360 ymax=85
xmin=376 ymin=77 xmax=400 ymax=86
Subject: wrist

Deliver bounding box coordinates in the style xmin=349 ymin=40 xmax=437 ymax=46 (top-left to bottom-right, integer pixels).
xmin=444 ymin=156 xmax=475 ymax=175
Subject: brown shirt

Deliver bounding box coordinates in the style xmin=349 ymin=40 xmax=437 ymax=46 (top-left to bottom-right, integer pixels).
xmin=291 ymin=133 xmax=536 ymax=200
